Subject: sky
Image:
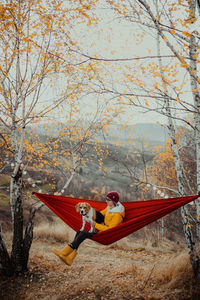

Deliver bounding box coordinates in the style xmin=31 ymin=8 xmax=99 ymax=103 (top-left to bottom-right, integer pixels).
xmin=64 ymin=8 xmax=169 ymax=125
xmin=46 ymin=2 xmax=196 ymax=127
xmin=67 ymin=5 xmax=192 ymax=126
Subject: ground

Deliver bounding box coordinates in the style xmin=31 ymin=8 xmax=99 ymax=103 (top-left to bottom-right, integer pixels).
xmin=1 ymin=228 xmax=200 ymax=300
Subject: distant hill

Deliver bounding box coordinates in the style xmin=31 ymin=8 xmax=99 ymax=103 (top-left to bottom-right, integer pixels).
xmin=96 ymin=123 xmax=169 ymax=149
xmin=131 ymin=123 xmax=168 ymax=141
xmin=30 ymin=122 xmax=169 ymax=149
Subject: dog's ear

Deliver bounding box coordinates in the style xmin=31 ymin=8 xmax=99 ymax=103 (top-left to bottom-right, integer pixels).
xmin=85 ymin=203 xmax=91 ymax=212
xmin=75 ymin=203 xmax=81 ymax=212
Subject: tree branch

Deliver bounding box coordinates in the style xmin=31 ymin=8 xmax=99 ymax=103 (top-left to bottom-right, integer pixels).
xmin=0 ymin=225 xmax=13 ymax=276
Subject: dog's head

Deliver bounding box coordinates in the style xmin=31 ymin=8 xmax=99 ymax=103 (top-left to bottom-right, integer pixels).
xmin=75 ymin=202 xmax=91 ymax=215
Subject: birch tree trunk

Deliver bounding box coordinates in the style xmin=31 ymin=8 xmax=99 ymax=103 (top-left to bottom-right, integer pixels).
xmin=154 ymin=10 xmax=199 ymax=272
xmin=189 ymin=29 xmax=200 ymax=248
xmin=159 ymin=0 xmax=200 ymax=280
xmin=186 ymin=1 xmax=200 ymax=279
xmin=10 ymin=163 xmax=25 ymax=273
xmin=0 ymin=0 xmax=100 ymax=277
xmin=0 ymin=225 xmax=13 ymax=276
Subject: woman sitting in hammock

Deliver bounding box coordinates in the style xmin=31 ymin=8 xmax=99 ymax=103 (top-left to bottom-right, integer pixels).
xmin=52 ymin=191 xmax=125 ymax=266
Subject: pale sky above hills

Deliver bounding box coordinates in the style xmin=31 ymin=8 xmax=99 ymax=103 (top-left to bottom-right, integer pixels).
xmin=48 ymin=4 xmax=194 ymax=127
xmin=67 ymin=6 xmax=191 ymax=126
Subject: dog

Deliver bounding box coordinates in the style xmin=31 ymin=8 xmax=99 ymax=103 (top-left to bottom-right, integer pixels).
xmin=75 ymin=202 xmax=104 ymax=233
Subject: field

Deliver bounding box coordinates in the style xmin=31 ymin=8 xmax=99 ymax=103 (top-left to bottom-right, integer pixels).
xmin=1 ymin=220 xmax=200 ymax=300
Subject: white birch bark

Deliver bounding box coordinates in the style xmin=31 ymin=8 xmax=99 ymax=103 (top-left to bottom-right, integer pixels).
xmin=143 ymin=0 xmax=200 ymax=273
xmin=155 ymin=10 xmax=192 ymax=248
xmin=62 ymin=148 xmax=78 ymax=191
xmin=188 ymin=27 xmax=200 ymax=245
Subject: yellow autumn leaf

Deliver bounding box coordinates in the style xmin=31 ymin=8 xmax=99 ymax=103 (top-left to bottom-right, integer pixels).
xmin=182 ymin=31 xmax=190 ymax=38
xmin=192 ymin=53 xmax=198 ymax=59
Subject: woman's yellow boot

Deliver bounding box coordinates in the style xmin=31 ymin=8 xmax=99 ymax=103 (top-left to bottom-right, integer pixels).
xmin=61 ymin=250 xmax=77 ymax=266
xmin=52 ymin=244 xmax=73 ymax=258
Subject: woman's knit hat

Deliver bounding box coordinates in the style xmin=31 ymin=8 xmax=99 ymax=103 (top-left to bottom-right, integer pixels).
xmin=106 ymin=191 xmax=120 ymax=203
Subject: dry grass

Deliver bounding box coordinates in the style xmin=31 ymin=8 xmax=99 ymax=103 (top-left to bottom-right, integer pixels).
xmin=33 ymin=221 xmax=70 ymax=243
xmin=0 ymin=191 xmax=9 ymax=207
xmin=108 ymin=232 xmax=183 ymax=256
xmin=1 ymin=220 xmax=200 ymax=300
xmin=152 ymin=251 xmax=194 ymax=288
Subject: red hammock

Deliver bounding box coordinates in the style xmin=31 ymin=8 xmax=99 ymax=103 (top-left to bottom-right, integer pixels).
xmin=33 ymin=192 xmax=199 ymax=245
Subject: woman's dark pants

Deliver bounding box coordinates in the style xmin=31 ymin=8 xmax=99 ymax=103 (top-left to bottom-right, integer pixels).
xmin=69 ymin=230 xmax=95 ymax=250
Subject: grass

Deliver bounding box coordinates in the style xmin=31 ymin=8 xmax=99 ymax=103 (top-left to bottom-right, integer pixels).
xmin=0 ymin=174 xmax=10 ymax=186
xmin=1 ymin=219 xmax=200 ymax=300
xmin=0 ymin=174 xmax=10 ymax=207
xmin=0 ymin=191 xmax=9 ymax=207
xmin=152 ymin=251 xmax=193 ymax=288
xmin=33 ymin=221 xmax=70 ymax=243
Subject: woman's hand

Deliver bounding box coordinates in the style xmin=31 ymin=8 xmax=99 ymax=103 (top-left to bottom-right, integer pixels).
xmin=90 ymin=220 xmax=96 ymax=227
